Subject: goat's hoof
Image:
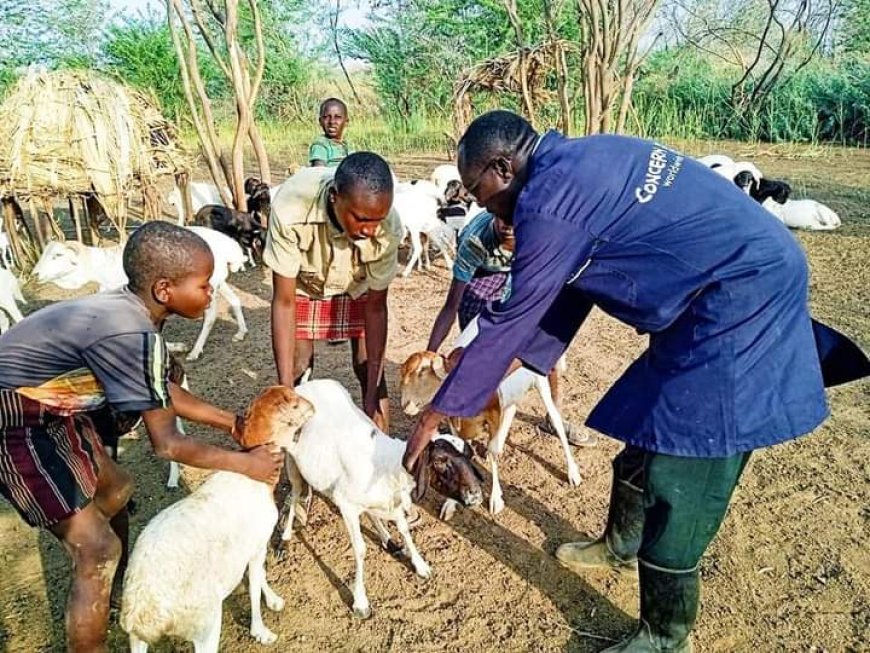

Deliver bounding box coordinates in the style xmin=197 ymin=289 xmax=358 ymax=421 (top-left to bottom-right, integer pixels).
xmin=568 ymin=468 xmax=582 ymax=487
xmin=185 ymin=350 xmax=202 ymax=362
xmin=165 ymin=341 xmax=188 ymax=353
xmin=166 ymin=480 xmax=179 ymax=489
xmin=266 ymin=595 xmax=285 ymax=612
xmin=250 ymin=624 xmax=278 ymax=645
xmin=352 ymin=604 xmax=372 ymax=620
xmin=233 ymin=330 xmax=248 ymax=342
xmin=489 ymin=495 xmax=505 ymax=515
xmin=414 ymin=560 xmax=432 ymax=579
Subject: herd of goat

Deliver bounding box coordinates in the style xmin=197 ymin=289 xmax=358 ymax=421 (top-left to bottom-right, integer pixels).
xmin=0 ymin=151 xmax=850 ymax=651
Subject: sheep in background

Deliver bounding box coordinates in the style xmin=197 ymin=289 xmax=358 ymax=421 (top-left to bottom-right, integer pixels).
xmin=30 ymin=226 xmax=249 ymax=361
xmin=430 ymin=164 xmax=461 ymax=195
xmin=750 ymin=178 xmax=792 ymax=205
xmin=194 ymin=205 xmax=265 ymax=269
xmin=762 ymin=198 xmax=841 ymax=230
xmin=0 ymin=267 xmax=26 ymax=333
xmin=167 ymin=182 xmax=229 ymax=226
xmin=711 ymin=161 xmax=764 ymax=195
xmin=280 ymin=379 xmax=431 ymax=619
xmin=121 ymin=386 xmax=315 ymax=652
xmin=393 ymin=182 xmax=456 ymax=277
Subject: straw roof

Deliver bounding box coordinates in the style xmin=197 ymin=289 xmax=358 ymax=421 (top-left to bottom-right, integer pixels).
xmin=453 ymin=40 xmax=575 ymax=134
xmin=0 ymin=69 xmax=190 ymax=223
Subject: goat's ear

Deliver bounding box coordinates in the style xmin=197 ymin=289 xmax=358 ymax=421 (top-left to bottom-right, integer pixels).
xmin=411 ymin=447 xmax=431 ymax=503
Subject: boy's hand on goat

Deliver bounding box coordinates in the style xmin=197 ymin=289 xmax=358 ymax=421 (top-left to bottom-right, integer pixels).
xmin=242 ymin=445 xmax=284 ymax=485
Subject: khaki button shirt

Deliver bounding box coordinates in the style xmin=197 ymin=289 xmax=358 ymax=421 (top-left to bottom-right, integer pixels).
xmin=263 ymin=167 xmax=402 ymax=300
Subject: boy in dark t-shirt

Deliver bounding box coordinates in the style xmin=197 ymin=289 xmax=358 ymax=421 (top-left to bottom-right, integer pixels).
xmin=0 ymin=222 xmax=282 ymax=652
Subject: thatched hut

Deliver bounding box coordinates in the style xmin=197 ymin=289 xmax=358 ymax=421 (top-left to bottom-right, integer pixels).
xmin=452 ymin=40 xmax=574 ymax=137
xmin=0 ymin=69 xmax=191 ymax=265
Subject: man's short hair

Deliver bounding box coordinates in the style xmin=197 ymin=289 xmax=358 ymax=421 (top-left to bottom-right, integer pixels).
xmin=319 ymin=97 xmax=348 ymax=117
xmin=458 ymin=110 xmax=537 ymax=171
xmin=334 ymin=152 xmax=394 ymax=197
xmin=123 ymin=222 xmax=212 ymax=293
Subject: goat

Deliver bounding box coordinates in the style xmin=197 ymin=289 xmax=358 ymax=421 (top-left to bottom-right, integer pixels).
xmin=121 ymin=386 xmax=314 ymax=652
xmin=393 ymin=183 xmax=455 ymax=277
xmin=400 ymin=316 xmax=581 ymax=515
xmin=167 ymin=182 xmax=229 ymax=226
xmin=430 ymin=164 xmax=461 ymax=195
xmin=0 ymin=267 xmax=26 ymax=334
xmin=31 ymin=226 xmax=248 ymax=361
xmin=243 ymin=177 xmax=274 ymax=232
xmin=194 ymin=205 xmax=265 ymax=268
xmin=412 ymin=433 xmax=485 ymax=521
xmin=279 ymin=378 xmax=431 ymax=619
xmin=762 ymin=197 xmax=841 ymax=231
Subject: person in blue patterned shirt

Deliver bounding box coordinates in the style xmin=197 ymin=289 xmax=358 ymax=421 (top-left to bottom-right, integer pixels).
xmin=427 ymin=209 xmax=594 ymax=446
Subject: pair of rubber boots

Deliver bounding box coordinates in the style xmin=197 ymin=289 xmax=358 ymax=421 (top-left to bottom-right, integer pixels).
xmin=556 ymin=478 xmax=698 ymax=652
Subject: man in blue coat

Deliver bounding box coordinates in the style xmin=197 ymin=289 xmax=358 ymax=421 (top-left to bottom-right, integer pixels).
xmin=403 ymin=110 xmax=868 ymax=652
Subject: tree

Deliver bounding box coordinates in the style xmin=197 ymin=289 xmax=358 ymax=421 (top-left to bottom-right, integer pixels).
xmin=575 ymin=0 xmax=662 ymax=134
xmin=665 ymin=0 xmax=839 ymax=118
xmin=103 ymin=13 xmax=214 ymax=120
xmin=0 ymin=0 xmax=109 ymax=90
xmin=166 ymin=0 xmax=272 ymax=209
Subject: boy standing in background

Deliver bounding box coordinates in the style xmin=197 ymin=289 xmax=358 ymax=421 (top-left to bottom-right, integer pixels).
xmin=309 ymin=97 xmax=351 ymax=167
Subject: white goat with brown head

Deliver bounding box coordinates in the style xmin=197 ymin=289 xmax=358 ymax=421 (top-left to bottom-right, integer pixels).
xmin=279 ymin=378 xmax=431 ymax=619
xmin=121 ymin=385 xmax=315 ymax=653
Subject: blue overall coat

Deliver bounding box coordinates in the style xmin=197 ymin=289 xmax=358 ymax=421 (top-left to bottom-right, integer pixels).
xmin=432 ymin=132 xmax=866 ymax=458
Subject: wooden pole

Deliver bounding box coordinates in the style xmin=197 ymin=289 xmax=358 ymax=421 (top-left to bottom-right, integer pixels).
xmin=69 ymin=196 xmax=83 ymax=243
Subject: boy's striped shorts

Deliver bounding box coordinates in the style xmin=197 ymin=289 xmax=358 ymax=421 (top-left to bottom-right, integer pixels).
xmin=0 ymin=390 xmax=102 ymax=528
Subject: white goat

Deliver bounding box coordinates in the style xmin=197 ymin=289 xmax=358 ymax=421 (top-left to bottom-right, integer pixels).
xmin=167 ymin=182 xmax=229 ymax=226
xmin=430 ymin=164 xmax=460 ymax=195
xmin=400 ymin=316 xmax=581 ymax=515
xmin=393 ymin=183 xmax=455 ymax=277
xmin=122 ymin=386 xmax=314 ymax=652
xmin=762 ymin=197 xmax=841 ymax=231
xmin=31 ymin=227 xmax=248 ymax=361
xmin=0 ymin=267 xmax=26 ymax=333
xmin=280 ymin=379 xmax=431 ymax=619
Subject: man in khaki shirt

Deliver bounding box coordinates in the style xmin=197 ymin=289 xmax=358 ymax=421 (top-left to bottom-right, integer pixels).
xmin=265 ymin=152 xmax=402 ymax=430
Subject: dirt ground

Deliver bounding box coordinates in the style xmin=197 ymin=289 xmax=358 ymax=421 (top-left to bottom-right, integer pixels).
xmin=0 ymin=142 xmax=868 ymax=652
